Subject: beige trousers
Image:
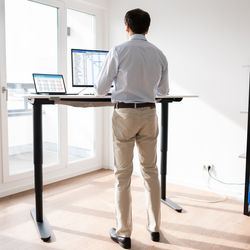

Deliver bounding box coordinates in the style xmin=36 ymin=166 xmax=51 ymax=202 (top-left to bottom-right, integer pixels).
xmin=112 ymin=107 xmax=161 ymax=237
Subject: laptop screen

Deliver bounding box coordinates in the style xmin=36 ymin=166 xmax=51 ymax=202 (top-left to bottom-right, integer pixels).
xmin=33 ymin=73 xmax=66 ymax=94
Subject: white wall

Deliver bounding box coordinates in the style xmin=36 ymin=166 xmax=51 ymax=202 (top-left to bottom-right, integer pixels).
xmin=106 ymin=0 xmax=250 ymax=199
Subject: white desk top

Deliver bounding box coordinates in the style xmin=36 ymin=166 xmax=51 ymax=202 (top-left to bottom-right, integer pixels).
xmin=26 ymin=94 xmax=198 ymax=108
xmin=27 ymin=94 xmax=198 ymax=100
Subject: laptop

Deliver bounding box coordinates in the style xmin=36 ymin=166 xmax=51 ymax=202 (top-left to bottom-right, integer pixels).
xmin=32 ymin=73 xmax=80 ymax=95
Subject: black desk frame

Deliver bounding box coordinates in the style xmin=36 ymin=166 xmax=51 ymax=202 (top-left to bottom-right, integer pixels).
xmin=30 ymin=96 xmax=183 ymax=241
xmin=244 ymin=75 xmax=250 ymax=216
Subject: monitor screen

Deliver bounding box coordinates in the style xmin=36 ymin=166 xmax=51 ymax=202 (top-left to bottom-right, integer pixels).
xmin=71 ymin=49 xmax=108 ymax=87
xmin=32 ymin=73 xmax=66 ymax=94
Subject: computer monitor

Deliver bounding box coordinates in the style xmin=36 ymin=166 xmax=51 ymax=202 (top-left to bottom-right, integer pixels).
xmin=71 ymin=49 xmax=108 ymax=87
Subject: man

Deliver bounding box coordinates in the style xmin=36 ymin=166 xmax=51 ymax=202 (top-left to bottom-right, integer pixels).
xmin=95 ymin=8 xmax=169 ymax=249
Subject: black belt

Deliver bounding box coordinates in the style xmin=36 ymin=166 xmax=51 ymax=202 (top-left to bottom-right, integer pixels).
xmin=114 ymin=102 xmax=155 ymax=109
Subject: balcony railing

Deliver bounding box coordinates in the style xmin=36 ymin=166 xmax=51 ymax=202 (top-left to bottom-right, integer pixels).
xmin=7 ymin=83 xmax=34 ymax=117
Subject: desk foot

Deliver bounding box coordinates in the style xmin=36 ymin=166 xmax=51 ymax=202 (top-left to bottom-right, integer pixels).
xmin=161 ymin=198 xmax=183 ymax=213
xmin=30 ymin=208 xmax=51 ymax=242
xmin=243 ymin=206 xmax=250 ymax=216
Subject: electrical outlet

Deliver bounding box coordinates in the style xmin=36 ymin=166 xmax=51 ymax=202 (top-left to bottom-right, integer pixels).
xmin=203 ymin=165 xmax=214 ymax=172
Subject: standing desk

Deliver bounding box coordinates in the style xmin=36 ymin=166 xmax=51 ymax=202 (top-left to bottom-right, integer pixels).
xmin=27 ymin=94 xmax=192 ymax=241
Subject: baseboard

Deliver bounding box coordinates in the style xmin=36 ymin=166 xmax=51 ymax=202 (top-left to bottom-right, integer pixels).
xmin=0 ymin=165 xmax=102 ymax=198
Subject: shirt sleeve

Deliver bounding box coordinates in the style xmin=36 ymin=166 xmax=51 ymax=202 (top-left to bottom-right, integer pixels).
xmin=156 ymin=55 xmax=169 ymax=96
xmin=94 ymin=48 xmax=119 ymax=95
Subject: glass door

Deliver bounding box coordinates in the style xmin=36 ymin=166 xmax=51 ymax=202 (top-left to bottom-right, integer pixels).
xmin=0 ymin=0 xmax=106 ymax=185
xmin=2 ymin=0 xmax=59 ymax=179
xmin=67 ymin=9 xmax=97 ymax=163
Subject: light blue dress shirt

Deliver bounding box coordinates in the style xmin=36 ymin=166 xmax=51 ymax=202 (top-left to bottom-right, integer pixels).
xmin=95 ymin=34 xmax=169 ymax=103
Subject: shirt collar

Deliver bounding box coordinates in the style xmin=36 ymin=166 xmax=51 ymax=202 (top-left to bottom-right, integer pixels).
xmin=129 ymin=34 xmax=147 ymax=41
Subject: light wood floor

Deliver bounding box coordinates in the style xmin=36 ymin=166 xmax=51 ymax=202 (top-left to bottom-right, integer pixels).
xmin=0 ymin=169 xmax=250 ymax=250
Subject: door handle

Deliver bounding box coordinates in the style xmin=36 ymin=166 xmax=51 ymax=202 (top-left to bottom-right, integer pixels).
xmin=1 ymin=86 xmax=8 ymax=101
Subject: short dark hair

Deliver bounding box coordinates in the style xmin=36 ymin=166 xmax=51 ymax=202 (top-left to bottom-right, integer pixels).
xmin=124 ymin=8 xmax=151 ymax=34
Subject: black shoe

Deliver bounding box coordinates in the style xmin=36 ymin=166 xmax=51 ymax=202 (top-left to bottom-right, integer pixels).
xmin=150 ymin=231 xmax=160 ymax=242
xmin=109 ymin=228 xmax=131 ymax=249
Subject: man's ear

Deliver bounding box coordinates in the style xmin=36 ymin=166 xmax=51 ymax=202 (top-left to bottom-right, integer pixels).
xmin=125 ymin=23 xmax=130 ymax=33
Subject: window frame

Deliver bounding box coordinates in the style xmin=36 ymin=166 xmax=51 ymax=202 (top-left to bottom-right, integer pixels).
xmin=0 ymin=0 xmax=107 ymax=188
xmin=0 ymin=0 xmax=7 ymax=186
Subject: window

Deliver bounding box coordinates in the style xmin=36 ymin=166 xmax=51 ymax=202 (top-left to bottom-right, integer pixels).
xmin=5 ymin=0 xmax=59 ymax=175
xmin=67 ymin=9 xmax=96 ymax=162
xmin=0 ymin=0 xmax=105 ymax=187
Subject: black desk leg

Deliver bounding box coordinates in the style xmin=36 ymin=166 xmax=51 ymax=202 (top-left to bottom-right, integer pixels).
xmin=244 ymin=75 xmax=250 ymax=216
xmin=30 ymin=102 xmax=51 ymax=241
xmin=160 ymin=101 xmax=182 ymax=213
